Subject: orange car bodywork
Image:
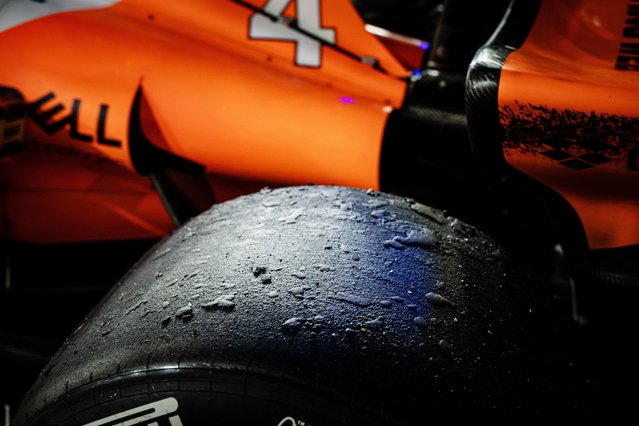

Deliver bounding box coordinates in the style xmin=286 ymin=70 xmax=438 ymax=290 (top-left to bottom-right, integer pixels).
xmin=0 ymin=0 xmax=407 ymax=244
xmin=2 ymin=0 xmax=636 ymax=251
xmin=499 ymin=0 xmax=639 ymax=249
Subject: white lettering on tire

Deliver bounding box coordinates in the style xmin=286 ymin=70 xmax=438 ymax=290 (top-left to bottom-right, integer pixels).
xmin=83 ymin=397 xmax=183 ymax=426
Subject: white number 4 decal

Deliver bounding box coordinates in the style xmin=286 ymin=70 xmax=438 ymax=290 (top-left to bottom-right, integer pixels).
xmin=249 ymin=0 xmax=336 ymax=67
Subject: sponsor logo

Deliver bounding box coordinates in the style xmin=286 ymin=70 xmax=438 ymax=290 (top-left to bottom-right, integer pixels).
xmin=616 ymin=0 xmax=639 ymax=70
xmin=0 ymin=86 xmax=26 ymax=153
xmin=0 ymin=86 xmax=122 ymax=149
xmin=28 ymin=91 xmax=122 ymax=147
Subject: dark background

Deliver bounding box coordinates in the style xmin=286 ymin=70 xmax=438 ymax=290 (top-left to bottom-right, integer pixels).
xmin=0 ymin=241 xmax=155 ymax=416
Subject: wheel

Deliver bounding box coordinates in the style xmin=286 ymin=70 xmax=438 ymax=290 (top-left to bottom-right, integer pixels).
xmin=14 ymin=186 xmax=552 ymax=425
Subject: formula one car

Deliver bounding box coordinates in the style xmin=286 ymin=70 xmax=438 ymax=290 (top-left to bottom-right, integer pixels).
xmin=1 ymin=0 xmax=638 ymax=424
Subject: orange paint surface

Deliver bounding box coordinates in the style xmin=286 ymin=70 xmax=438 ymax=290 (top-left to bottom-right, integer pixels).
xmin=0 ymin=142 xmax=173 ymax=244
xmin=0 ymin=0 xmax=407 ymax=243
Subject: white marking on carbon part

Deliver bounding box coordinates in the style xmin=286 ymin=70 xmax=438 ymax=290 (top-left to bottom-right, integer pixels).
xmin=82 ymin=397 xmax=181 ymax=426
xmin=0 ymin=0 xmax=119 ymax=33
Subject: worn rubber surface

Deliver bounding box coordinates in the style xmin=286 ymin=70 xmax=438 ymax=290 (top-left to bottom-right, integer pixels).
xmin=15 ymin=186 xmax=551 ymax=425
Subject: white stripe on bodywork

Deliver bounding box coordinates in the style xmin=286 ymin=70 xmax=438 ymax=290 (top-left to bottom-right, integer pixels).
xmin=83 ymin=397 xmax=181 ymax=426
xmin=0 ymin=0 xmax=119 ymax=33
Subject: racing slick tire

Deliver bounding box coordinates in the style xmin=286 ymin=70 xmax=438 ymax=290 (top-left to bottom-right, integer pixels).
xmin=14 ymin=186 xmax=555 ymax=425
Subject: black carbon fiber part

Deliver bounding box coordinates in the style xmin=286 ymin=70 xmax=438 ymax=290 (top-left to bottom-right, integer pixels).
xmin=465 ymin=0 xmax=541 ymax=160
xmin=465 ymin=44 xmax=512 ymax=160
xmin=465 ymin=3 xmax=591 ymax=265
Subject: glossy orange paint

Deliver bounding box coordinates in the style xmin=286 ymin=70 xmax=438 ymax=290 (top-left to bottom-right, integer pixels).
xmin=0 ymin=0 xmax=407 ymax=243
xmin=499 ymin=0 xmax=639 ymax=249
xmin=0 ymin=141 xmax=173 ymax=244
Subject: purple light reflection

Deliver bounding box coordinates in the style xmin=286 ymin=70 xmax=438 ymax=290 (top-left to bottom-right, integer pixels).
xmin=418 ymin=41 xmax=431 ymax=50
xmin=339 ymin=96 xmax=356 ymax=105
